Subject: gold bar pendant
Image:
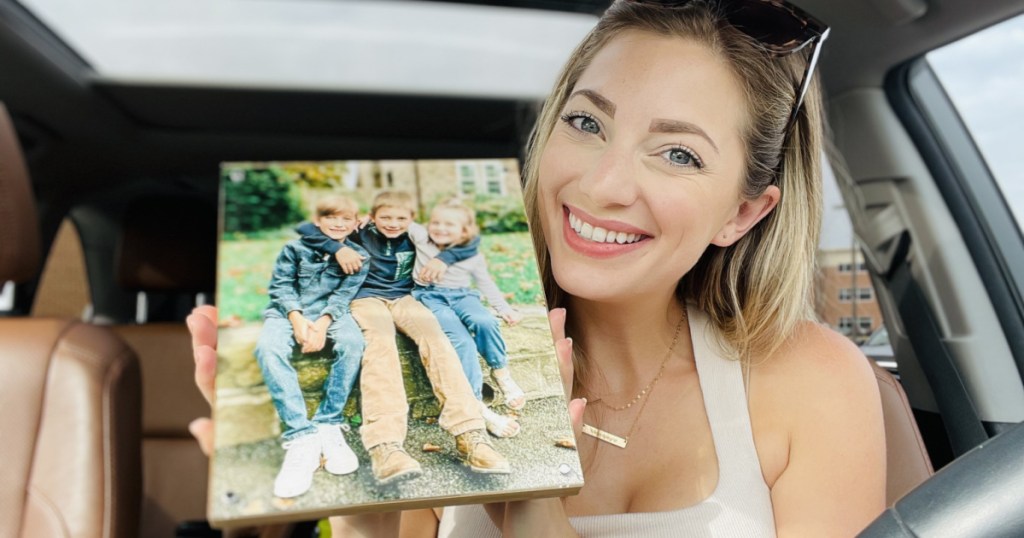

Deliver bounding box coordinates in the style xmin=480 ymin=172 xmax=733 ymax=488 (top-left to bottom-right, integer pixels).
xmin=582 ymin=424 xmax=628 ymax=448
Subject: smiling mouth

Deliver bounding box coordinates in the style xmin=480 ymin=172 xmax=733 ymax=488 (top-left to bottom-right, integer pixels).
xmin=567 ymin=210 xmax=646 ymax=245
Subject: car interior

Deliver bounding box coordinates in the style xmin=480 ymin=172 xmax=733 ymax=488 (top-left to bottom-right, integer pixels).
xmin=2 ymin=0 xmax=1023 ymax=537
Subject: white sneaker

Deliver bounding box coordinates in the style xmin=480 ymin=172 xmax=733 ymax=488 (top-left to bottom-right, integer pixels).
xmin=318 ymin=424 xmax=359 ymax=475
xmin=273 ymin=434 xmax=321 ymax=498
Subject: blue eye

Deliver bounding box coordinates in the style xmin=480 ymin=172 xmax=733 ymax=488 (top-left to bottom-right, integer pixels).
xmin=669 ymin=149 xmax=692 ymax=165
xmin=560 ymin=112 xmax=601 ymax=135
xmin=663 ymin=146 xmax=704 ymax=169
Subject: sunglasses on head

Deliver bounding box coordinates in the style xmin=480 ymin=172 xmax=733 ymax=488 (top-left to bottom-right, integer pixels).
xmin=625 ymin=0 xmax=830 ymax=133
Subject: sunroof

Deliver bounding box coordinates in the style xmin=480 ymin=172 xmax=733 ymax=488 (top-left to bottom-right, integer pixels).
xmin=18 ymin=0 xmax=597 ymax=99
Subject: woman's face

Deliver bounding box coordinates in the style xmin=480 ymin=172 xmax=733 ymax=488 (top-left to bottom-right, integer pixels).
xmin=538 ymin=31 xmax=770 ymax=303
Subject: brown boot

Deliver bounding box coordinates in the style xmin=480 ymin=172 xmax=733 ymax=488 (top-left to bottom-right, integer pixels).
xmin=455 ymin=429 xmax=511 ymax=474
xmin=368 ymin=442 xmax=422 ymax=484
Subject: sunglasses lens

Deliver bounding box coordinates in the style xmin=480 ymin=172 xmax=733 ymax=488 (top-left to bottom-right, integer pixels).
xmin=724 ymin=1 xmax=809 ymax=50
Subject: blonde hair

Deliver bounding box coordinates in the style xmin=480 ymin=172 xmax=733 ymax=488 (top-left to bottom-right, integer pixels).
xmin=523 ymin=1 xmax=823 ymax=368
xmin=313 ymin=194 xmax=359 ymax=218
xmin=370 ymin=190 xmax=416 ymax=217
xmin=430 ymin=198 xmax=480 ymax=247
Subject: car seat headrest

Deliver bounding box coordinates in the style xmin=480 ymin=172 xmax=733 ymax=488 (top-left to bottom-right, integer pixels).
xmin=0 ymin=102 xmax=42 ymax=284
xmin=116 ymin=194 xmax=217 ymax=293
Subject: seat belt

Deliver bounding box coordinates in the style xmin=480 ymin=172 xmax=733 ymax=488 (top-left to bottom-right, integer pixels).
xmin=885 ymin=231 xmax=989 ymax=456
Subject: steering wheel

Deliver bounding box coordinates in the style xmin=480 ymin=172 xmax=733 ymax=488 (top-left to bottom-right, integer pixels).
xmin=859 ymin=420 xmax=1024 ymax=536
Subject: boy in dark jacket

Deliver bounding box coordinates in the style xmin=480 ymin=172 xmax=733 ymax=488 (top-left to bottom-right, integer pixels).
xmin=255 ymin=195 xmax=369 ymax=498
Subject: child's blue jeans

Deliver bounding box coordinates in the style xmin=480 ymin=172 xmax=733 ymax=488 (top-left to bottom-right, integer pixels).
xmin=254 ymin=313 xmax=364 ymax=441
xmin=413 ymin=286 xmax=508 ymax=400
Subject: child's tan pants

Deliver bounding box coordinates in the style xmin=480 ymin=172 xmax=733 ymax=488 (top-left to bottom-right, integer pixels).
xmin=351 ymin=295 xmax=484 ymax=449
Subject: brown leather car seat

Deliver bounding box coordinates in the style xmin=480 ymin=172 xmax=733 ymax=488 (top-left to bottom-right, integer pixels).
xmin=110 ymin=194 xmax=217 ymax=538
xmin=871 ymin=361 xmax=934 ymax=504
xmin=0 ymin=102 xmax=142 ymax=538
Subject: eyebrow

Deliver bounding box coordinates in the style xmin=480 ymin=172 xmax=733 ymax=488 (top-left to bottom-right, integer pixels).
xmin=649 ymin=119 xmax=720 ymax=155
xmin=569 ymin=89 xmax=616 ymax=117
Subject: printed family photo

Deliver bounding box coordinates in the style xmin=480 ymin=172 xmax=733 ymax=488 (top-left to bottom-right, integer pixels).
xmin=209 ymin=159 xmax=583 ymax=527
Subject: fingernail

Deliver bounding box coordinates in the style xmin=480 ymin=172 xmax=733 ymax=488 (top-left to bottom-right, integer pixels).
xmin=566 ymin=337 xmax=572 ymax=345
xmin=185 ymin=316 xmax=197 ymax=332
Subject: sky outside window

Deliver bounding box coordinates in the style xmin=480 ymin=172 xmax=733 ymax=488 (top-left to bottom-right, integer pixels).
xmin=928 ymin=13 xmax=1024 ymax=229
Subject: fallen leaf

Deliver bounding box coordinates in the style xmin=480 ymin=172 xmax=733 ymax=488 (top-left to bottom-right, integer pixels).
xmin=554 ymin=437 xmax=577 ymax=450
xmin=422 ymin=443 xmax=442 ymax=453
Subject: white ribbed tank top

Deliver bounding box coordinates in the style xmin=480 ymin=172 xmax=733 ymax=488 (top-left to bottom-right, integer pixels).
xmin=437 ymin=308 xmax=776 ymax=537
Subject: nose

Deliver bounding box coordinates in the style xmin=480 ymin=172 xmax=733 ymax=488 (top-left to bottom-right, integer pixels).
xmin=577 ymin=145 xmax=639 ymax=208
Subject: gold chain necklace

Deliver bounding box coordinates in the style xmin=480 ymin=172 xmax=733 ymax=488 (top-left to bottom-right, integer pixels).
xmin=582 ymin=313 xmax=686 ymax=449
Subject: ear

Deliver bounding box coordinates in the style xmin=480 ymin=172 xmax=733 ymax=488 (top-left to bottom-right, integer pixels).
xmin=711 ymin=185 xmax=780 ymax=247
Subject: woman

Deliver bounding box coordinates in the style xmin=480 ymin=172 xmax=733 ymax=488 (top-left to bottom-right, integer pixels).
xmin=189 ymin=1 xmax=885 ymax=535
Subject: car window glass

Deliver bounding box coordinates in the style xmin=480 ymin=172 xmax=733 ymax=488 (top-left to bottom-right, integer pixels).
xmin=816 ymin=158 xmax=886 ymax=353
xmin=928 ymin=14 xmax=1024 ymax=229
xmin=864 ymin=327 xmax=889 ymax=347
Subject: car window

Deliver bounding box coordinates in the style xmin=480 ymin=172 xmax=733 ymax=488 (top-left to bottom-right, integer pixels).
xmin=864 ymin=327 xmax=889 ymax=347
xmin=916 ymin=13 xmax=1024 ymax=372
xmin=817 ymin=161 xmax=886 ymax=348
xmin=927 ymin=13 xmax=1024 ymax=231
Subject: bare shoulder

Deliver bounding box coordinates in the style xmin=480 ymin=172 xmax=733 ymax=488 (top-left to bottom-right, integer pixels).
xmin=750 ymin=321 xmax=887 ymax=533
xmin=754 ymin=320 xmax=879 ymax=406
xmin=749 ymin=320 xmax=885 ymax=479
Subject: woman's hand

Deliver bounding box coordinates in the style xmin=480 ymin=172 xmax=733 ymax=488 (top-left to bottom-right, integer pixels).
xmin=483 ymin=308 xmax=584 ymax=538
xmin=186 ymin=305 xmax=219 ymax=456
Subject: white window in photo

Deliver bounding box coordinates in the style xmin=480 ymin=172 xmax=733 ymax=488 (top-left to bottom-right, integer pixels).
xmin=456 ymin=160 xmax=507 ymax=196
xmin=458 ymin=162 xmax=477 ymax=195
xmin=858 ymin=287 xmax=873 ymax=301
xmin=839 ymin=288 xmax=853 ymax=302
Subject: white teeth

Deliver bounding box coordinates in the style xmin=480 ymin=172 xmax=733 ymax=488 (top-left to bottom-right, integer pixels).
xmin=567 ymin=210 xmax=643 ymax=245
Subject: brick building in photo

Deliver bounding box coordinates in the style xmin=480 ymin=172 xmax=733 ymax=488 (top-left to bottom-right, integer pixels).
xmin=341 ymin=158 xmax=522 ymax=216
xmin=814 ymin=248 xmax=882 ymax=343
